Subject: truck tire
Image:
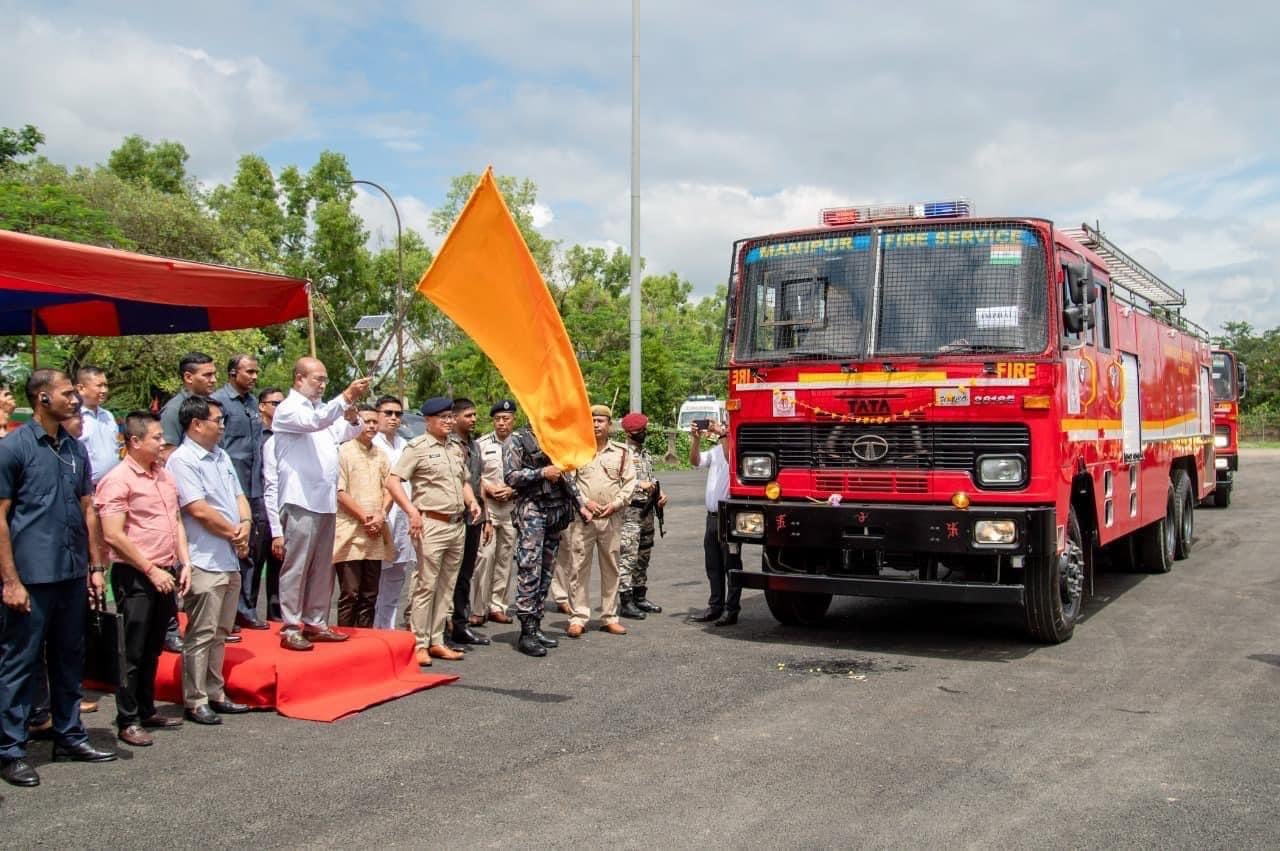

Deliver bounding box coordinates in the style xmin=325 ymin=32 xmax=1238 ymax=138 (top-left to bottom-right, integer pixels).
xmin=764 ymin=590 xmax=832 ymax=627
xmin=1024 ymin=506 xmax=1085 ymax=644
xmin=1213 ymin=486 xmax=1232 ymax=508
xmin=1137 ymin=480 xmax=1176 ymax=574
xmin=1172 ymin=470 xmax=1194 ymax=560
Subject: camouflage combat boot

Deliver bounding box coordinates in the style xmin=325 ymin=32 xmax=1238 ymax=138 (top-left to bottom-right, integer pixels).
xmin=633 ymin=587 xmax=662 ymax=613
xmin=618 ymin=590 xmax=647 ymax=619
xmin=518 ymin=616 xmax=547 ymax=657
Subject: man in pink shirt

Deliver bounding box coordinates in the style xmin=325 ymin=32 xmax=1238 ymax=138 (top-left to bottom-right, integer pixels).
xmin=95 ymin=412 xmax=192 ymax=747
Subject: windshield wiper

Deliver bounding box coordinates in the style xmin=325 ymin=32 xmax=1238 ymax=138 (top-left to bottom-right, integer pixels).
xmin=925 ymin=342 xmax=1026 ymax=357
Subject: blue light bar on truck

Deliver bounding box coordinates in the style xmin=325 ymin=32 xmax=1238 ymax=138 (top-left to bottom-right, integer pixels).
xmin=820 ymin=199 xmax=971 ymax=226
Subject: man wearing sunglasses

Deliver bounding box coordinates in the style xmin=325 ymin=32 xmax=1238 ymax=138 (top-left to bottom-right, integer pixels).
xmin=371 ymin=396 xmax=414 ymax=630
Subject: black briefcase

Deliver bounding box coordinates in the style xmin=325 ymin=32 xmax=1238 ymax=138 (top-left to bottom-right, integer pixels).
xmin=84 ymin=597 xmax=127 ymax=688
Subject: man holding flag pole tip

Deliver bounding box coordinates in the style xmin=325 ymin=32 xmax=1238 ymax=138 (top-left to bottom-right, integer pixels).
xmin=413 ymin=166 xmax=598 ymax=656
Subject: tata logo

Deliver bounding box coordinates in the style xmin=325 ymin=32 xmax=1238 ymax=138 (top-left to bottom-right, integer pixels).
xmin=850 ymin=434 xmax=890 ymax=463
xmin=846 ymin=398 xmax=891 ymax=415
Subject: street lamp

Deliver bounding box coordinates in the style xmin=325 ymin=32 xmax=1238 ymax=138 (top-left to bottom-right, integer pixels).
xmin=349 ymin=179 xmax=406 ymax=403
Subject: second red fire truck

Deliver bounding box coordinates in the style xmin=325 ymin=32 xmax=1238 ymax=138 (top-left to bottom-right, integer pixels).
xmin=717 ymin=203 xmax=1215 ymax=643
xmin=1209 ymin=349 xmax=1247 ymax=507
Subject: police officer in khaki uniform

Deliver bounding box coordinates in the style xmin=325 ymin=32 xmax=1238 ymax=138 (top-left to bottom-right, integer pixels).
xmin=565 ymin=405 xmax=636 ymax=638
xmin=470 ymin=399 xmax=518 ymax=625
xmin=384 ymin=397 xmax=481 ymax=666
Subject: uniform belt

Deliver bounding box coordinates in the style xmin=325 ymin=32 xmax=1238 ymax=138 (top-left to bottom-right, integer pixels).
xmin=423 ymin=510 xmax=464 ymax=524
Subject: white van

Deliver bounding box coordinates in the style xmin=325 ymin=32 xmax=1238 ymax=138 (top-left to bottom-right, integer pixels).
xmin=676 ymin=395 xmax=727 ymax=430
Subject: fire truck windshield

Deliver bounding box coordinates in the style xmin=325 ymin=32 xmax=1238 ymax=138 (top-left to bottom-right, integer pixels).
xmin=1211 ymin=351 xmax=1235 ymax=401
xmin=733 ymin=223 xmax=1048 ymax=361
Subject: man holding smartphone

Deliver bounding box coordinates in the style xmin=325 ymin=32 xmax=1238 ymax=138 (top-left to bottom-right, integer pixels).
xmin=96 ymin=412 xmax=191 ymax=746
xmin=689 ymin=420 xmax=741 ymax=626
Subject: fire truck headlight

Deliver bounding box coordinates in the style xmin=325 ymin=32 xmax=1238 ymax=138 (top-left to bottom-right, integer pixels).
xmin=734 ymin=511 xmax=765 ymax=538
xmin=977 ymin=455 xmax=1025 ymax=487
xmin=1214 ymin=432 xmax=1229 ymax=448
xmin=974 ymin=519 xmax=1018 ymax=545
xmin=740 ymin=453 xmax=775 ymax=481
xmin=1215 ymin=457 xmax=1228 ymax=470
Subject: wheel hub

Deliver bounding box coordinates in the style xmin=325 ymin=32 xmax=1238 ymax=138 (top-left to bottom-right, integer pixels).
xmin=1060 ymin=541 xmax=1084 ymax=606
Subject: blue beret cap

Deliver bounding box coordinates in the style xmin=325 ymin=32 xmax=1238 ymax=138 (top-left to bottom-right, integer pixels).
xmin=420 ymin=396 xmax=453 ymax=417
xmin=489 ymin=399 xmax=517 ymax=416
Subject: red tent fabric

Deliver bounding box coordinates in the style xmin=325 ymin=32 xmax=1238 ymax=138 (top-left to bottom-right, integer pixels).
xmin=0 ymin=230 xmax=310 ymax=335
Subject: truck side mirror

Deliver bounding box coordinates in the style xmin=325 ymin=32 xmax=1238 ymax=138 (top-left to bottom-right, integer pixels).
xmin=1066 ymin=261 xmax=1098 ymax=304
xmin=1063 ymin=305 xmax=1094 ymax=334
xmin=1238 ymin=363 xmax=1248 ymax=399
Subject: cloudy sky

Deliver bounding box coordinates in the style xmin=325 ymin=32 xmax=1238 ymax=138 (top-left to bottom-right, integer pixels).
xmin=2 ymin=1 xmax=1278 ymax=335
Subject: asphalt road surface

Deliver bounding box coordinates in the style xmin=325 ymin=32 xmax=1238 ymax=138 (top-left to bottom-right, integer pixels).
xmin=4 ymin=451 xmax=1279 ymax=848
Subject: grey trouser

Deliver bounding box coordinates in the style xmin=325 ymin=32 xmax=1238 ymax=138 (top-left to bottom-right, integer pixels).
xmin=279 ymin=504 xmax=337 ymax=631
xmin=182 ymin=568 xmax=240 ymax=708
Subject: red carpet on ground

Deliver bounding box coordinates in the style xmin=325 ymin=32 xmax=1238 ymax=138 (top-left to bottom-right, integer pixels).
xmin=151 ymin=619 xmax=456 ymax=722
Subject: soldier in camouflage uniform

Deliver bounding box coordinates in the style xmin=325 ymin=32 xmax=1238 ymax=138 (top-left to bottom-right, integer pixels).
xmin=618 ymin=412 xmax=666 ymax=618
xmin=503 ymin=425 xmax=590 ymax=657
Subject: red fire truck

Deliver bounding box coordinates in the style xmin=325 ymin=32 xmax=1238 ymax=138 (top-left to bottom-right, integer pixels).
xmin=1208 ymin=349 xmax=1247 ymax=507
xmin=716 ymin=204 xmax=1216 ymax=643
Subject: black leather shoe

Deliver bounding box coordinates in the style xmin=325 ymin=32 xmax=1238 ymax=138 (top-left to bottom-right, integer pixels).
xmin=533 ymin=621 xmax=559 ymax=648
xmin=224 ymin=633 xmax=242 ymax=644
xmin=140 ymin=715 xmax=184 ymax=729
xmin=237 ymin=615 xmax=269 ymax=630
xmin=51 ymin=741 xmax=118 ymax=762
xmin=517 ymin=620 xmax=546 ymax=657
xmin=184 ymin=705 xmax=222 ymax=725
xmin=451 ymin=624 xmax=491 ymax=646
xmin=690 ymin=608 xmax=723 ymax=623
xmin=1 ymin=758 xmax=39 ymax=787
xmin=163 ymin=634 xmax=183 ymax=653
xmin=208 ymin=699 xmax=250 ymax=715
xmin=618 ymin=591 xmax=647 ymax=619
xmin=714 ymin=611 xmax=739 ymax=626
xmin=443 ymin=640 xmax=468 ymax=653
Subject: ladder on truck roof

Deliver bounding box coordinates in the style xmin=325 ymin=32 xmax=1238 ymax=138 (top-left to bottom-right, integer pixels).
xmin=1060 ymin=222 xmax=1208 ymax=340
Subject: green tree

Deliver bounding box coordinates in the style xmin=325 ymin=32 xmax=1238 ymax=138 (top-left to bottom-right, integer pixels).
xmin=207 ymin=154 xmax=286 ymax=270
xmin=1215 ymin=321 xmax=1280 ymax=413
xmin=0 ymin=124 xmax=45 ymax=168
xmin=106 ymin=135 xmax=191 ymax=194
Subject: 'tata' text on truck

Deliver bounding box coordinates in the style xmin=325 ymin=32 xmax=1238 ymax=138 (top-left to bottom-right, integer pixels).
xmin=1208 ymin=349 xmax=1247 ymax=507
xmin=716 ymin=201 xmax=1215 ymax=643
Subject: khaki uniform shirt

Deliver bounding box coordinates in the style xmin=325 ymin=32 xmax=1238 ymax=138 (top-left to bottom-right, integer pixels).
xmin=574 ymin=440 xmax=637 ymax=512
xmin=334 ymin=438 xmax=390 ymax=562
xmin=391 ymin=432 xmax=466 ymax=515
xmin=477 ymin=431 xmax=514 ymax=520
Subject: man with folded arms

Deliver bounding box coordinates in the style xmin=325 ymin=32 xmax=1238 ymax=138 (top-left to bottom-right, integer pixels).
xmin=371 ymin=395 xmax=415 ymax=630
xmin=334 ymin=406 xmax=387 ymax=628
xmin=385 ymin=397 xmax=481 ymax=665
xmin=271 ymin=358 xmax=369 ymax=651
xmin=96 ymin=411 xmax=191 ymax=746
xmin=167 ymin=397 xmax=252 ymax=725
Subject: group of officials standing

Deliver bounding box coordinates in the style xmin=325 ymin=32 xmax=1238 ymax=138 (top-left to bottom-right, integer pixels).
xmin=0 ymin=350 xmax=695 ymax=790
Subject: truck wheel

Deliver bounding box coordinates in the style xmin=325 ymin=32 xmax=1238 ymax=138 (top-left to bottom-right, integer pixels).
xmin=1024 ymin=506 xmax=1084 ymax=644
xmin=1172 ymin=470 xmax=1194 ymax=560
xmin=764 ymin=590 xmax=832 ymax=627
xmin=1137 ymin=480 xmax=1176 ymax=574
xmin=1213 ymin=486 xmax=1232 ymax=508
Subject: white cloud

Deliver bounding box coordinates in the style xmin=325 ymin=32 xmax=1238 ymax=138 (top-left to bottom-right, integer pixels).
xmin=529 ymin=202 xmax=554 ymax=228
xmin=351 ymin=185 xmax=436 ymax=250
xmin=0 ymin=13 xmax=307 ymax=177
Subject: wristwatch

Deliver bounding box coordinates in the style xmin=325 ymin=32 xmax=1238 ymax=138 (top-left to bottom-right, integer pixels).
xmin=89 ymin=565 xmax=106 ymax=574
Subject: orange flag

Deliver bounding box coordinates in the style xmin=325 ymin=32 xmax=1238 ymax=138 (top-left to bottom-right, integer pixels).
xmin=415 ymin=167 xmax=595 ymax=470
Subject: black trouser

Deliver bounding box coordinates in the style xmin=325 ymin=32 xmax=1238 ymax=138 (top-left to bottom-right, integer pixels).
xmin=334 ymin=559 xmax=380 ymax=628
xmin=111 ymin=562 xmax=177 ymax=728
xmin=237 ymin=496 xmax=280 ymax=622
xmin=704 ymin=512 xmax=742 ymax=614
xmin=451 ymin=523 xmax=484 ymax=626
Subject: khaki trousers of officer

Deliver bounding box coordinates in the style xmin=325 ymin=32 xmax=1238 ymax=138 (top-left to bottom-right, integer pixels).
xmin=472 ymin=513 xmax=516 ymax=614
xmin=568 ymin=514 xmax=622 ymax=627
xmin=409 ymin=516 xmax=465 ymax=649
xmin=182 ymin=567 xmax=241 ymax=709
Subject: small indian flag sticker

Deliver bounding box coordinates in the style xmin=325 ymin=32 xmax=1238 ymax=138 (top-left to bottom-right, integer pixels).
xmin=989 ymin=244 xmax=1022 ymax=265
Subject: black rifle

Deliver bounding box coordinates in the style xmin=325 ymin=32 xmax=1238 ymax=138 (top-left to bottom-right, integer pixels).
xmin=645 ymin=480 xmax=666 ymax=538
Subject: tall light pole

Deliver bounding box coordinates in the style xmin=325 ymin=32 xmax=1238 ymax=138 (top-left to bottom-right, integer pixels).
xmin=349 ymin=178 xmax=406 ymax=402
xmin=628 ymin=0 xmax=642 ymax=414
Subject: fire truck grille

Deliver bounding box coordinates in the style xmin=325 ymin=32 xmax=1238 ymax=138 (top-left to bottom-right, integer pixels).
xmin=738 ymin=423 xmax=1030 ymax=474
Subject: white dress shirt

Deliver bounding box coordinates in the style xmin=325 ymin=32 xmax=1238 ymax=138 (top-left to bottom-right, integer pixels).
xmin=271 ymin=389 xmax=360 ymax=515
xmin=78 ymin=405 xmax=120 ymax=484
xmin=697 ymin=441 xmax=731 ymax=513
xmin=373 ymin=431 xmax=415 ymax=564
xmin=263 ymin=433 xmax=281 ymax=537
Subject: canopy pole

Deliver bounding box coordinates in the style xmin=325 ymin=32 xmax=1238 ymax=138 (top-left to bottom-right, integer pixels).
xmin=30 ymin=315 xmax=38 ymax=370
xmin=307 ymin=285 xmax=317 ymax=357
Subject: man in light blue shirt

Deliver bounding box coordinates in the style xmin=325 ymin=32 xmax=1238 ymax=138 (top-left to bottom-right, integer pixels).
xmin=167 ymin=397 xmax=252 ymax=726
xmin=75 ymin=367 xmax=119 ymax=485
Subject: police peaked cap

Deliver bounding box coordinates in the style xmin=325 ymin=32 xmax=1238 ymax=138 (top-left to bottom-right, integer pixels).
xmin=420 ymin=396 xmax=453 ymax=416
xmin=590 ymin=404 xmax=613 ymax=418
xmin=489 ymin=399 xmax=517 ymax=416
